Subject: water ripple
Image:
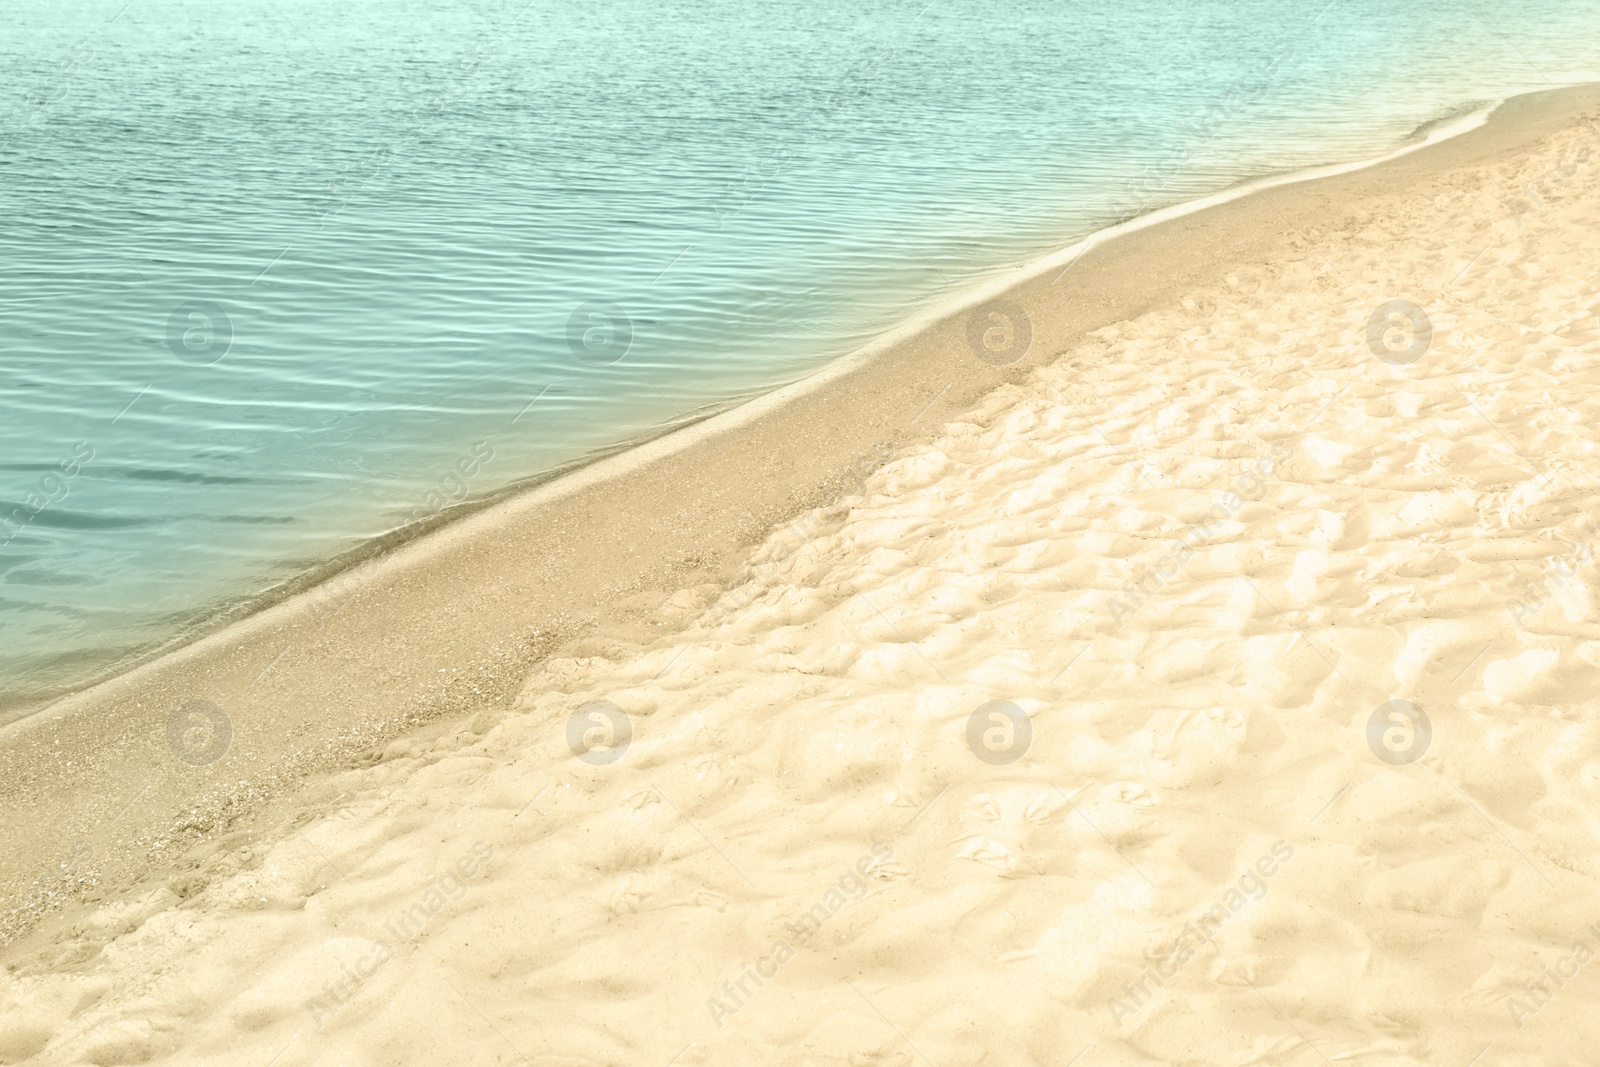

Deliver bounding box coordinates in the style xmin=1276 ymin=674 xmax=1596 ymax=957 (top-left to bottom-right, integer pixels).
xmin=2 ymin=0 xmax=1599 ymax=702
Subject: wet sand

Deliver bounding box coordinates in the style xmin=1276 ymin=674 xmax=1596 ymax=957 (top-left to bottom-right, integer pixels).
xmin=4 ymin=81 xmax=1600 ymax=1066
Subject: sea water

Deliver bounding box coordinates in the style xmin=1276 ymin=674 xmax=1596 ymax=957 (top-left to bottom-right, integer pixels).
xmin=3 ymin=0 xmax=1599 ymax=706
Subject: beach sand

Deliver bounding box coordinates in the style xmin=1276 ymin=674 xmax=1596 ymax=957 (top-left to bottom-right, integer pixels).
xmin=5 ymin=84 xmax=1600 ymax=1064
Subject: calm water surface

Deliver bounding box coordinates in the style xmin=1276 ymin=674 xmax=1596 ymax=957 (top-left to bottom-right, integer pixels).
xmin=3 ymin=0 xmax=1599 ymax=704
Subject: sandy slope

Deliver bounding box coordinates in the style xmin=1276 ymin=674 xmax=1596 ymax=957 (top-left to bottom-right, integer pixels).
xmin=7 ymin=113 xmax=1600 ymax=1066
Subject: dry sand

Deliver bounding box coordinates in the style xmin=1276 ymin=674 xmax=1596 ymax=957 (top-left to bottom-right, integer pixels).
xmin=6 ymin=85 xmax=1600 ymax=1064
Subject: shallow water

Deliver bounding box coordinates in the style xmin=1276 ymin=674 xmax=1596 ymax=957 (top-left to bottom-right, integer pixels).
xmin=2 ymin=0 xmax=1598 ymax=705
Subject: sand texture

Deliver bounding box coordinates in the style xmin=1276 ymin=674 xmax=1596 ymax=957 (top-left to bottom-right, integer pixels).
xmin=7 ymin=103 xmax=1600 ymax=1065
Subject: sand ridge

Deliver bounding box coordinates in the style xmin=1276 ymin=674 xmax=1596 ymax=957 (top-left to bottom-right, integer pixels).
xmin=4 ymin=102 xmax=1600 ymax=1065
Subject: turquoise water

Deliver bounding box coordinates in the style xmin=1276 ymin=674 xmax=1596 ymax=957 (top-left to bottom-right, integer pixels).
xmin=2 ymin=0 xmax=1598 ymax=706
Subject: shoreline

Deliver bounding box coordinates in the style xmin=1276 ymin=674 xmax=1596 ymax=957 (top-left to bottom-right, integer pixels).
xmin=0 ymin=92 xmax=1505 ymax=725
xmin=4 ymin=81 xmax=1599 ymax=951
xmin=0 ymin=393 xmax=747 ymax=729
